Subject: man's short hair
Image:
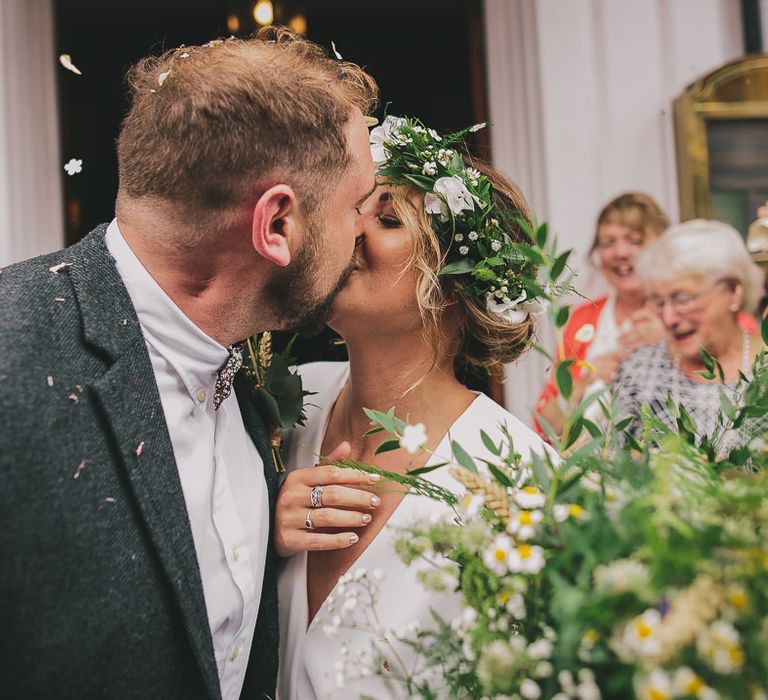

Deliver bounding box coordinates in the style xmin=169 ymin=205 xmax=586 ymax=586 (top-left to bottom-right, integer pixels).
xmin=116 ymin=27 xmax=378 ymax=223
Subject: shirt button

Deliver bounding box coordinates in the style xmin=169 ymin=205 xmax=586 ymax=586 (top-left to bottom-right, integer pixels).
xmin=232 ymin=547 xmax=239 ymax=562
xmin=195 ymin=388 xmax=207 ymax=403
xmin=230 ymin=646 xmax=239 ymax=662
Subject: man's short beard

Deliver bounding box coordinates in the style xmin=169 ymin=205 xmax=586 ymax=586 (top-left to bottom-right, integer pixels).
xmin=263 ymin=224 xmax=357 ymax=334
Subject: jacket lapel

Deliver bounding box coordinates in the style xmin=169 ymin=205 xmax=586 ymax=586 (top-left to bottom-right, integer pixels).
xmin=69 ymin=227 xmax=221 ymax=700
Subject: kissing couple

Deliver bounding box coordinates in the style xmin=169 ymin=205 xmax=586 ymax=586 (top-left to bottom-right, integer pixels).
xmin=0 ymin=27 xmax=550 ymax=700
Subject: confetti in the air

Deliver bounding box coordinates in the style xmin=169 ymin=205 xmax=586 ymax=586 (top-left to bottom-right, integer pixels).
xmin=64 ymin=158 xmax=82 ymax=176
xmin=59 ymin=54 xmax=82 ymax=75
xmin=49 ymin=262 xmax=72 ymax=274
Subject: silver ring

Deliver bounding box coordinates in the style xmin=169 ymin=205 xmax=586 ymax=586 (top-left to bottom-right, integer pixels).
xmin=304 ymin=509 xmax=314 ymax=530
xmin=310 ymin=485 xmax=324 ymax=509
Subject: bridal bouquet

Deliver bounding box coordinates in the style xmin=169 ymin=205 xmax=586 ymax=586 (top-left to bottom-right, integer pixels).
xmin=348 ymin=323 xmax=768 ymax=700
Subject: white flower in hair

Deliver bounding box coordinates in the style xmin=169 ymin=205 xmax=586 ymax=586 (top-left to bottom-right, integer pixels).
xmin=424 ymin=175 xmax=476 ymax=221
xmin=369 ymin=115 xmax=407 ymax=165
xmin=486 ymin=289 xmax=529 ymax=324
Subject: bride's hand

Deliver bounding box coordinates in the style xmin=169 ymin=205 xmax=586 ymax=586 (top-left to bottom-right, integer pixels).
xmin=275 ymin=441 xmax=382 ymax=558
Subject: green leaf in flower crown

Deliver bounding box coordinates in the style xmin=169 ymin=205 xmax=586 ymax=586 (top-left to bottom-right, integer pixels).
xmin=363 ymin=426 xmax=385 ymax=437
xmin=762 ymin=312 xmax=768 ymax=345
xmin=535 ymin=222 xmax=548 ymax=248
xmin=515 ymin=244 xmax=546 ymax=265
xmin=374 ymin=439 xmax=402 ymax=456
xmin=402 ymin=173 xmax=438 ymax=189
xmin=555 ymin=306 xmax=571 ymax=329
xmin=439 ymin=259 xmax=476 ymax=276
xmin=555 ymin=360 xmax=574 ymax=401
xmin=451 ymin=440 xmax=477 ymax=473
xmin=550 ymin=250 xmax=572 ymax=282
xmin=473 ymin=266 xmax=496 ymax=282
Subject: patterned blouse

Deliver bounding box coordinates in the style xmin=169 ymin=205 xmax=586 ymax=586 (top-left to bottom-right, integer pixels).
xmin=615 ymin=342 xmax=764 ymax=455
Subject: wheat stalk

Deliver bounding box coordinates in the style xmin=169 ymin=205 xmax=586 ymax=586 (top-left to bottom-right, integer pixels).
xmin=450 ymin=466 xmax=511 ymax=523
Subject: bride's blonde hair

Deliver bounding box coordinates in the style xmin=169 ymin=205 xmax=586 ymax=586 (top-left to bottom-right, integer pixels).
xmin=389 ymin=159 xmax=536 ymax=373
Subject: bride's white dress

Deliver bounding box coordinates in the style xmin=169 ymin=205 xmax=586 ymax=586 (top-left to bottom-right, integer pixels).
xmin=278 ymin=362 xmax=551 ymax=699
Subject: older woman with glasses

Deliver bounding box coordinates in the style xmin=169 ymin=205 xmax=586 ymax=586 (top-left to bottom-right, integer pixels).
xmin=615 ymin=219 xmax=766 ymax=453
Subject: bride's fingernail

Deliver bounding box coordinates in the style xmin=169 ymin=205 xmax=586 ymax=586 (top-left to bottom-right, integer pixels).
xmin=370 ymin=495 xmax=381 ymax=507
xmin=349 ymin=533 xmax=359 ymax=544
xmin=368 ymin=473 xmax=381 ymax=481
xmin=362 ymin=514 xmax=372 ymax=524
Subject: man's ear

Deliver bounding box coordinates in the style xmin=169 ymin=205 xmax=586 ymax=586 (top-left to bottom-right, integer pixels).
xmin=251 ymin=184 xmax=299 ymax=267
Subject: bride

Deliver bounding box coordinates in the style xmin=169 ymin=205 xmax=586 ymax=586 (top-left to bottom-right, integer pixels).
xmin=275 ymin=117 xmax=553 ymax=698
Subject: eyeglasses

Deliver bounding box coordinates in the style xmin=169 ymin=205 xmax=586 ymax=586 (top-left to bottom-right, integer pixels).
xmin=648 ymin=279 xmax=731 ymax=314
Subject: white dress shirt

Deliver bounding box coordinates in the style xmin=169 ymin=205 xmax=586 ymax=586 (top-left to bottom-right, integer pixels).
xmin=106 ymin=219 xmax=269 ymax=700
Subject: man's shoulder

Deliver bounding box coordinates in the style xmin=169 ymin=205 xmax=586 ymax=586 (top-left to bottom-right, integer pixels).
xmin=0 ymin=226 xmax=109 ymax=321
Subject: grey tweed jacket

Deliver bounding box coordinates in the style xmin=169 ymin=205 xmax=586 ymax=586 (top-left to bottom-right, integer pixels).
xmin=0 ymin=225 xmax=279 ymax=699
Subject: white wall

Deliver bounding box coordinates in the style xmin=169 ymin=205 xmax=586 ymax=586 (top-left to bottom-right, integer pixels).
xmin=484 ymin=0 xmax=753 ymax=424
xmin=0 ymin=0 xmax=63 ymax=268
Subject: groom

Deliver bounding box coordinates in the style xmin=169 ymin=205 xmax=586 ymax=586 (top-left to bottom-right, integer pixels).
xmin=0 ymin=28 xmax=377 ymax=700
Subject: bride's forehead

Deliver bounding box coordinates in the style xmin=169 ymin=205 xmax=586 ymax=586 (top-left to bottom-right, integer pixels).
xmin=375 ymin=184 xmax=420 ymax=208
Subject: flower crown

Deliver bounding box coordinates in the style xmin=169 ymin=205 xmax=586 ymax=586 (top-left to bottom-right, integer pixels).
xmin=370 ymin=115 xmax=548 ymax=324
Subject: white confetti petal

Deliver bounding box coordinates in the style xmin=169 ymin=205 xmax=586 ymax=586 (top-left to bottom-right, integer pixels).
xmin=49 ymin=262 xmax=72 ymax=274
xmin=157 ymin=70 xmax=170 ymax=86
xmin=331 ymin=41 xmax=343 ymax=60
xmin=59 ymin=54 xmax=82 ymax=75
xmin=63 ymin=158 xmax=82 ymax=176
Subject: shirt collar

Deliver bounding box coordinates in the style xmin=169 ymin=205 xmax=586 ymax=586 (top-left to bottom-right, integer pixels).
xmin=105 ymin=218 xmax=229 ymax=400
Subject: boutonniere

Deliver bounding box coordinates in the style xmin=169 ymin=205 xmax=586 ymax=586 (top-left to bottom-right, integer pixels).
xmin=242 ymin=332 xmax=313 ymax=473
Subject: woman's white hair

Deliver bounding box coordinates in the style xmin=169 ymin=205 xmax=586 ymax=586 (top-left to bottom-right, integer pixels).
xmin=635 ymin=219 xmax=765 ymax=312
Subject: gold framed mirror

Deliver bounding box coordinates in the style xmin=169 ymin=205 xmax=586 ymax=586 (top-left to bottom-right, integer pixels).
xmin=674 ymin=54 xmax=768 ymax=268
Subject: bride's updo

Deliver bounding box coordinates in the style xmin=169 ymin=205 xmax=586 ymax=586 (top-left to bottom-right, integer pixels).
xmin=388 ymin=159 xmax=536 ymax=371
